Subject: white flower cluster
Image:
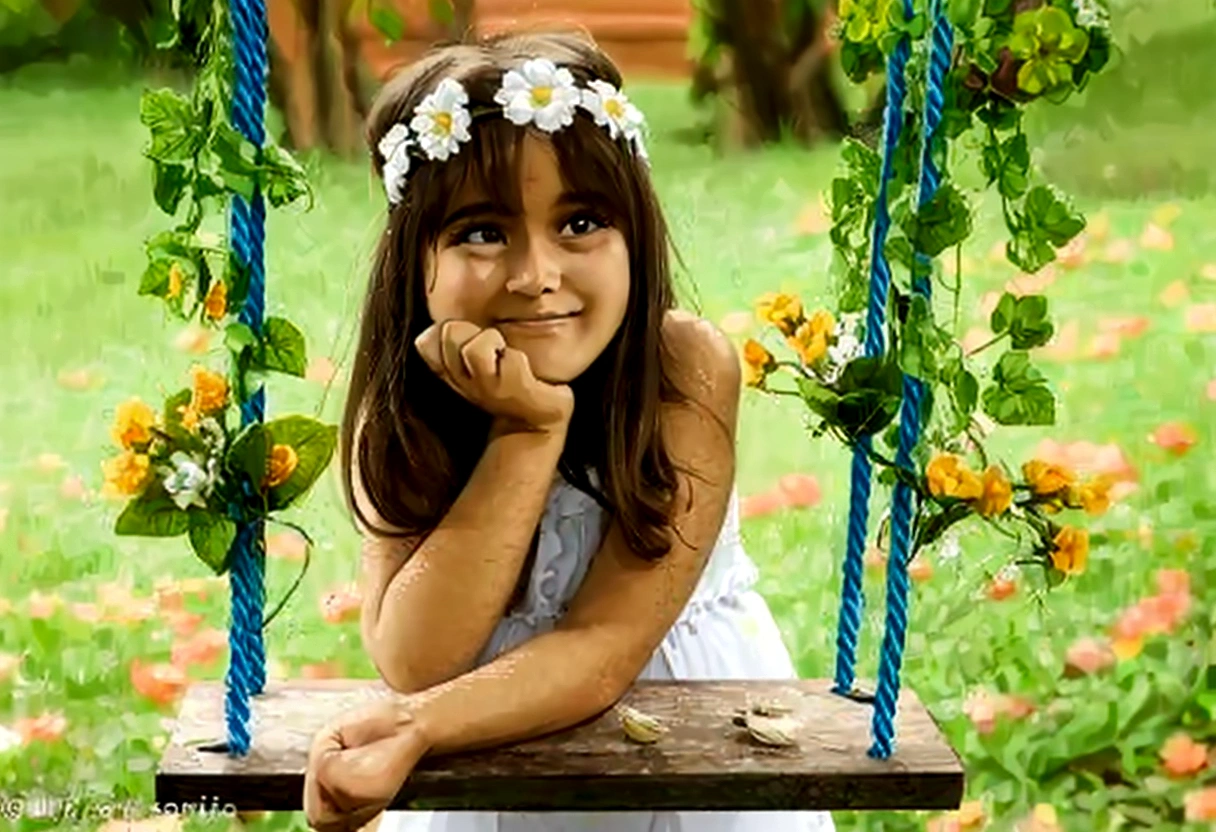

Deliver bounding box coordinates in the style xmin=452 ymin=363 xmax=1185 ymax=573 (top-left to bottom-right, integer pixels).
xmin=156 ymin=416 xmax=225 ymax=510
xmin=378 ymin=58 xmax=649 ymax=206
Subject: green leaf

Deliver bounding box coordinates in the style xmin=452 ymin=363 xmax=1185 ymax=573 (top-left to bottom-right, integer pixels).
xmin=841 ymin=138 xmax=881 ymax=197
xmin=152 ymin=162 xmax=191 ymax=216
xmin=990 ymin=291 xmax=1016 ymax=333
xmin=259 ymin=143 xmax=312 ymax=209
xmin=140 ymin=89 xmax=202 ymax=162
xmin=795 ymin=376 xmax=841 ymax=423
xmin=911 ymin=182 xmax=972 ymax=258
xmin=898 ymin=295 xmax=946 ymax=382
xmin=1023 ymin=184 xmax=1086 ymax=246
xmin=225 ymin=322 xmax=258 ymax=354
xmin=953 ymin=369 xmax=978 ymax=419
xmin=1007 ymin=231 xmax=1057 ymax=273
xmin=263 ymin=417 xmax=339 ymax=511
xmin=115 ymin=491 xmax=191 ymax=537
xmin=981 ymin=350 xmax=1056 ymax=425
xmin=1008 ymin=294 xmax=1054 ymax=349
xmin=369 ymin=4 xmax=405 ymax=41
xmin=139 ymin=258 xmax=186 ymax=299
xmin=998 ymin=134 xmax=1030 ymax=199
xmin=227 ymin=423 xmax=270 ymax=490
xmin=211 ymin=122 xmax=260 ymax=202
xmin=187 ymin=508 xmax=236 ymax=574
xmin=260 ymin=317 xmax=308 ymax=377
xmin=225 ymin=251 xmax=252 ymax=310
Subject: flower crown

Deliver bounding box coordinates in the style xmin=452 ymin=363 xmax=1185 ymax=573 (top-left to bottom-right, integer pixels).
xmin=377 ymin=57 xmax=649 ymax=206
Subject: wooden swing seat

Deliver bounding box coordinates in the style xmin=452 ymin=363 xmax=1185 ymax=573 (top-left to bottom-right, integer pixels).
xmin=155 ymin=677 xmax=964 ymax=813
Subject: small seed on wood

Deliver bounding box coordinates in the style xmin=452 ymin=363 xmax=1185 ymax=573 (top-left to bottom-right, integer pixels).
xmin=616 ymin=705 xmax=668 ymax=744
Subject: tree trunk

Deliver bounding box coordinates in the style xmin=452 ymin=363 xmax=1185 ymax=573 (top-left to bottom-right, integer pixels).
xmin=697 ymin=0 xmax=853 ymax=149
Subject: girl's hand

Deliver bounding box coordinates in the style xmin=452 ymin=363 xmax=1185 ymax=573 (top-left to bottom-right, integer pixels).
xmin=303 ymin=700 xmax=430 ymax=832
xmin=414 ymin=319 xmax=575 ymax=434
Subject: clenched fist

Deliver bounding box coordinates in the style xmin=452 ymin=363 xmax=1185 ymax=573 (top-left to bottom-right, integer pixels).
xmin=414 ymin=320 xmax=574 ymax=434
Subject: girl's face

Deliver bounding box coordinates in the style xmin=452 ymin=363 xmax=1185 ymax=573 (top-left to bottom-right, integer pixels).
xmin=423 ymin=132 xmax=631 ymax=384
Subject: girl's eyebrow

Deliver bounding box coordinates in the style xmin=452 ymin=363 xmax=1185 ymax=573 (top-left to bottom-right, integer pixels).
xmin=556 ymin=190 xmax=608 ymax=210
xmin=441 ymin=200 xmax=512 ymax=229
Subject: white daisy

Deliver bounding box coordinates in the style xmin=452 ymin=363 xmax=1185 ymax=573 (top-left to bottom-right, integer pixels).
xmin=409 ymin=77 xmax=472 ymax=161
xmin=494 ymin=58 xmax=581 ymax=132
xmin=377 ymin=122 xmax=410 ymax=163
xmin=377 ymin=123 xmax=412 ymax=206
xmin=579 ymin=79 xmax=645 ymax=143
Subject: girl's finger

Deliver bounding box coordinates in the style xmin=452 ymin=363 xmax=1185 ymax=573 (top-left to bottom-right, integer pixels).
xmin=461 ymin=328 xmax=507 ymax=381
xmin=438 ymin=320 xmax=480 ymax=380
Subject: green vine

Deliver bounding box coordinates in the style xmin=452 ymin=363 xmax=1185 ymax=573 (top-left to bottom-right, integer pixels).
xmin=746 ymin=0 xmax=1115 ymax=581
xmin=101 ymin=0 xmax=334 ymax=611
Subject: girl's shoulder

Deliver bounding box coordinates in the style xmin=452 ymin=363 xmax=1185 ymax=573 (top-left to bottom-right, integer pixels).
xmin=660 ymin=309 xmax=741 ymax=413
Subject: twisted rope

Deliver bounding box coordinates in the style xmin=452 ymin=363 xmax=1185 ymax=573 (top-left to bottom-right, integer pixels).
xmin=224 ymin=0 xmax=268 ymax=757
xmin=869 ymin=0 xmax=954 ymax=760
xmin=832 ymin=6 xmax=915 ymax=699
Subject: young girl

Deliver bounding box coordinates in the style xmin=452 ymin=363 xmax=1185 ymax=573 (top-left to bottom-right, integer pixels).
xmin=303 ymin=29 xmax=836 ymax=832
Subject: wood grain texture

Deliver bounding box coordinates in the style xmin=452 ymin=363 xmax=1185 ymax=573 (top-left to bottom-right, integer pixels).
xmin=156 ymin=678 xmax=963 ymax=812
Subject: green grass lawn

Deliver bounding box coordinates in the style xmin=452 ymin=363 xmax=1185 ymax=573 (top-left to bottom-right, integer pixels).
xmin=0 ymin=55 xmax=1214 ymax=832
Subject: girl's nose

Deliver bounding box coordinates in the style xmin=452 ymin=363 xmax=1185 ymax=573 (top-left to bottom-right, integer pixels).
xmin=505 ymin=236 xmax=561 ymax=295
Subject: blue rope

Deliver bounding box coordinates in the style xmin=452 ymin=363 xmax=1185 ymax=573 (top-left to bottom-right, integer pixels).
xmin=224 ymin=0 xmax=268 ymax=757
xmin=868 ymin=2 xmax=955 ymax=760
xmin=832 ymin=7 xmax=915 ymax=699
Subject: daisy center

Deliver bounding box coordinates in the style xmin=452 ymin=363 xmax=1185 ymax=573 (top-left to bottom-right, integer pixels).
xmin=531 ymin=86 xmax=553 ymax=106
xmin=433 ymin=112 xmax=453 ymax=135
xmin=604 ymin=98 xmax=624 ymax=119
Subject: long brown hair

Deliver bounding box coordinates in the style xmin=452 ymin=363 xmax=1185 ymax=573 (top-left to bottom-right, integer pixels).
xmin=339 ymin=30 xmax=694 ymax=609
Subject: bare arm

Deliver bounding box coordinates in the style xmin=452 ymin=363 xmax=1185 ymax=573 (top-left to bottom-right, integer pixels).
xmin=384 ymin=314 xmax=741 ymax=759
xmin=358 ymin=420 xmax=568 ymax=694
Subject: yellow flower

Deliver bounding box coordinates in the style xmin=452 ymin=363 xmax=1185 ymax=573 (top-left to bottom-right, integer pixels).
xmin=1023 ymin=459 xmax=1076 ymax=496
xmin=788 ymin=323 xmax=829 ymax=365
xmin=100 ymin=450 xmax=152 ymax=498
xmin=1051 ymin=526 xmax=1089 ymax=575
xmin=263 ymin=444 xmax=298 ymax=490
xmin=167 ymin=262 xmax=184 ymax=300
xmin=110 ymin=397 xmax=158 ymax=450
xmin=755 ymin=292 xmax=804 ymax=337
xmin=974 ymin=465 xmax=1013 ymax=517
xmin=203 ymin=279 xmax=228 ymax=322
xmin=189 ymin=364 xmax=229 ymax=414
xmin=926 ymin=453 xmax=983 ymax=501
xmin=1070 ymin=475 xmax=1114 ymax=516
xmin=176 ymin=403 xmax=201 ymax=433
xmin=741 ymin=338 xmax=777 ymax=388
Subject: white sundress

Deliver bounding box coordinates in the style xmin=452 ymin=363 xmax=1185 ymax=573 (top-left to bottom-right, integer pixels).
xmin=376 ymin=473 xmax=836 ymax=832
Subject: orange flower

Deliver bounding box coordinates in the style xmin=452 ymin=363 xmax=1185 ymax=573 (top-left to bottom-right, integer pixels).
xmin=13 ymin=711 xmax=67 ymax=745
xmin=777 ymin=473 xmax=821 ymax=508
xmin=130 ymin=659 xmax=189 ymax=707
xmin=320 ymin=583 xmax=362 ymax=624
xmin=1050 ymin=526 xmax=1088 ymax=575
xmin=0 ymin=652 xmax=21 ymax=683
xmin=1149 ymin=421 xmax=1197 ymax=456
xmin=203 ymin=279 xmax=228 ymax=321
xmin=974 ymin=465 xmax=1012 ymax=517
xmin=188 ymin=364 xmax=229 ymax=414
xmin=926 ymin=454 xmax=983 ymax=501
xmin=788 ymin=321 xmax=829 ymax=365
xmin=110 ymin=397 xmax=159 ymax=449
xmin=754 ymin=293 xmax=804 ymax=336
xmin=167 ymin=262 xmax=184 ymax=300
xmin=171 ymin=628 xmax=227 ymax=669
xmin=176 ymin=402 xmax=202 ymax=433
xmin=1161 ymin=733 xmax=1208 ymax=778
xmin=1064 ymin=636 xmax=1115 ymax=677
xmin=263 ymin=443 xmax=298 ymax=490
xmin=741 ymin=489 xmax=786 ymax=519
xmin=987 ymin=575 xmax=1017 ymax=601
xmin=1022 ymin=459 xmax=1075 ymax=496
xmin=100 ymin=450 xmax=152 ymax=498
xmin=1070 ymin=475 xmax=1114 ymax=516
xmin=741 ymin=339 xmax=777 ymax=388
xmin=1185 ymin=787 xmax=1216 ymax=822
xmin=908 ymin=556 xmax=933 ymax=582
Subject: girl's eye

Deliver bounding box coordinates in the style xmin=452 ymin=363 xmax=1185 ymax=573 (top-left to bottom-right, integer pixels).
xmin=561 ymin=212 xmax=608 ymax=238
xmin=457 ymin=224 xmax=505 ymax=246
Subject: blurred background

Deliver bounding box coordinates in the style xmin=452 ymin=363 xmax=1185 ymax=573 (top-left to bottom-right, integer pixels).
xmin=1 ymin=0 xmax=1215 ymax=831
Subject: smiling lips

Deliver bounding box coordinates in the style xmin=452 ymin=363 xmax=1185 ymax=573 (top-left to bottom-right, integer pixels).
xmin=497 ymin=311 xmax=581 ymax=328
